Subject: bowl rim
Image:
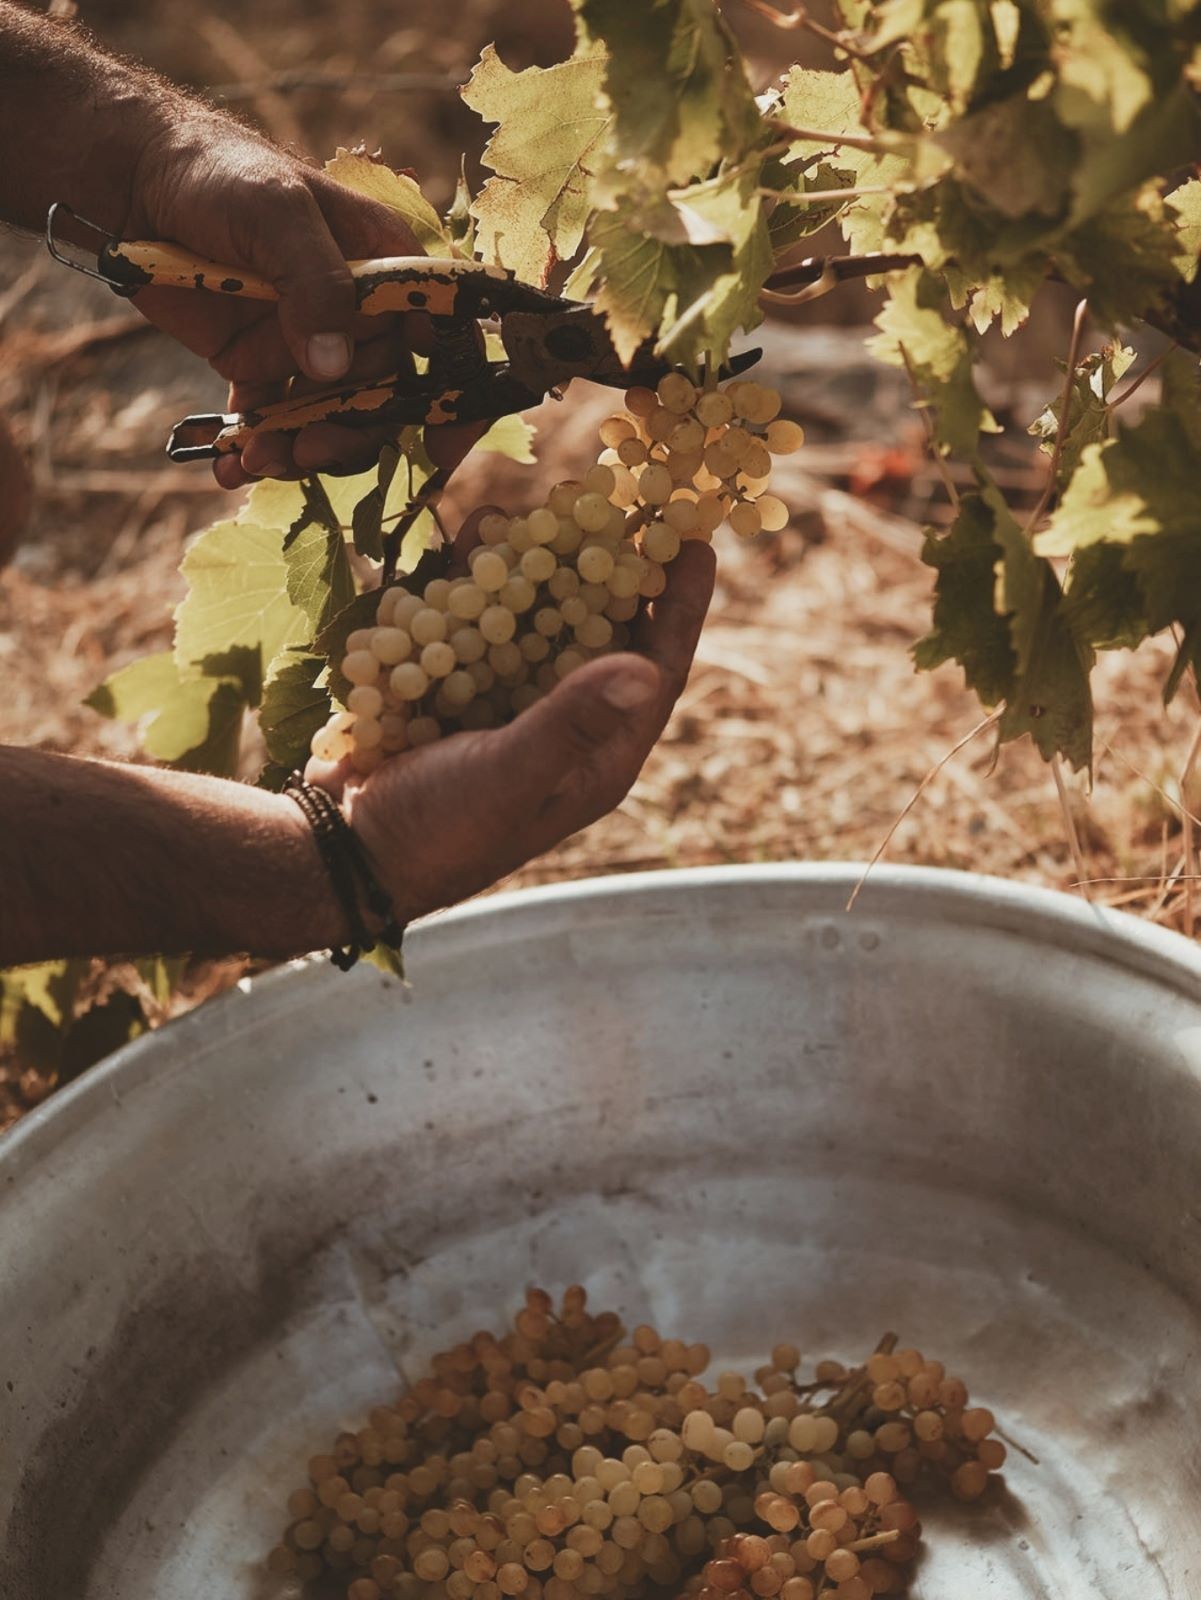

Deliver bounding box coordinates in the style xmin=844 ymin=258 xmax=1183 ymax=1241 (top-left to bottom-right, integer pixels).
xmin=4 ymin=862 xmax=1200 ymax=1187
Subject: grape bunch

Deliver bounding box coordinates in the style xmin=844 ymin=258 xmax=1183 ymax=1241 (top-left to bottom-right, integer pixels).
xmin=267 ymin=1287 xmax=1010 ymax=1600
xmin=308 ymin=375 xmax=803 ymax=771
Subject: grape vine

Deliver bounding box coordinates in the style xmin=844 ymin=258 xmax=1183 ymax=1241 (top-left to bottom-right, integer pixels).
xmin=86 ymin=1 xmax=1201 ymax=787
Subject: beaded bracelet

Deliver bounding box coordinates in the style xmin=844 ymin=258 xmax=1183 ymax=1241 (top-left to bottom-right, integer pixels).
xmin=282 ymin=772 xmax=405 ymax=971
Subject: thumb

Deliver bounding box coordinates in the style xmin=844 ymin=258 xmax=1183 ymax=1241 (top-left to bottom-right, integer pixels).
xmin=252 ymin=182 xmax=359 ymax=382
xmin=485 ymin=653 xmax=661 ymax=812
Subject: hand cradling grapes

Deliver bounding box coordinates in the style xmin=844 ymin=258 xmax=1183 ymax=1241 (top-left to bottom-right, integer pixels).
xmin=268 ymin=1287 xmax=1009 ymax=1600
xmin=308 ymin=374 xmax=803 ymax=769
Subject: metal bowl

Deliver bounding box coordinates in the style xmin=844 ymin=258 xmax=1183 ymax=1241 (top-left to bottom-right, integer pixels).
xmin=2 ymin=865 xmax=1200 ymax=1598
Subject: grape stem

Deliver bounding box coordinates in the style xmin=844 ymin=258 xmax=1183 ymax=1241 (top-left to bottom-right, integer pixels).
xmin=1106 ymin=343 xmax=1176 ymax=411
xmin=382 ymin=465 xmax=450 ymax=585
xmin=826 ymin=1332 xmax=897 ymax=1421
xmin=757 ymin=183 xmax=895 ymax=205
xmin=767 ymin=122 xmax=899 ymax=155
xmin=847 ymin=1529 xmax=901 ymax=1553
xmin=735 ymin=0 xmax=877 ymax=61
xmin=1022 ymin=298 xmax=1088 ymax=541
xmin=995 ymin=1424 xmax=1041 ymax=1466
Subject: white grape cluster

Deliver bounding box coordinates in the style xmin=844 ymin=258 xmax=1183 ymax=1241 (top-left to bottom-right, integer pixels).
xmin=268 ymin=1288 xmax=1010 ymax=1600
xmin=308 ymin=375 xmax=803 ymax=770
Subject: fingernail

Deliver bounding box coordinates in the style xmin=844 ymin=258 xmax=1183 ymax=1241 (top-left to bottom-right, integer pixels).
xmin=602 ymin=665 xmax=656 ymax=710
xmin=306 ymin=332 xmax=352 ymax=379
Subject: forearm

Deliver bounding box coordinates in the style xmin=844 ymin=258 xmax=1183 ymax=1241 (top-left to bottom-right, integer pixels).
xmin=0 ymin=747 xmax=347 ymax=964
xmin=0 ymin=0 xmax=193 ymax=232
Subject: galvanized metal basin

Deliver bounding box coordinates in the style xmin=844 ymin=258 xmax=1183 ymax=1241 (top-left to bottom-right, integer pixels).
xmin=2 ymin=865 xmax=1200 ymax=1598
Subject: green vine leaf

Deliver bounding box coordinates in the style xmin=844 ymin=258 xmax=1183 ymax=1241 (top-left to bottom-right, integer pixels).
xmin=913 ymin=495 xmax=1016 ymax=708
xmin=574 ymin=167 xmax=769 ymax=367
xmin=476 ymin=413 xmax=537 ymax=463
xmin=324 ymin=147 xmax=453 ymax=254
xmin=462 ymin=43 xmax=611 ymax=284
xmin=867 ymin=268 xmax=1000 ymax=458
xmin=87 ymin=652 xmax=246 ymax=775
xmin=1061 ymin=543 xmax=1148 ymax=653
xmin=173 ymin=521 xmax=312 ymax=704
xmin=572 ymin=0 xmax=762 ymax=188
xmin=1050 ymin=189 xmax=1193 ymax=328
xmin=1028 ymin=343 xmax=1135 ymax=487
xmin=259 ymin=649 xmax=332 ymax=772
xmin=914 ymin=489 xmax=1093 ymax=770
xmin=284 ymin=518 xmax=355 ymax=635
xmin=447 ymin=157 xmax=477 ymax=257
xmin=1168 ymin=176 xmax=1201 ymax=276
xmin=351 ymin=445 xmax=401 ymax=562
xmin=316 ymin=590 xmax=389 ymax=705
xmin=997 ymin=563 xmax=1094 ymax=772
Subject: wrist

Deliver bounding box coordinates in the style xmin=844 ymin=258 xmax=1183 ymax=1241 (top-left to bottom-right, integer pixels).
xmin=280 ymin=780 xmax=409 ymax=965
xmin=251 ymin=790 xmax=353 ymax=958
xmin=340 ymin=785 xmax=419 ymax=930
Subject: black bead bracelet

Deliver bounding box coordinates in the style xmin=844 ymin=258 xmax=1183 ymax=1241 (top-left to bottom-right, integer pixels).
xmin=282 ymin=772 xmax=405 ymax=971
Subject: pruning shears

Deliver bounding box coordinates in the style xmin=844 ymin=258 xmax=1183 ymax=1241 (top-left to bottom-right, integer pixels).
xmin=46 ymin=202 xmax=759 ymax=465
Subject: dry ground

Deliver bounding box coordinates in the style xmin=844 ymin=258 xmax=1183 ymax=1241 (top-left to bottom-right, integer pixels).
xmin=3 ymin=0 xmax=1199 ymax=1128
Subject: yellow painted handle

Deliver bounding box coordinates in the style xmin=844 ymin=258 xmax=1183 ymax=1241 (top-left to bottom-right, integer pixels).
xmin=103 ymin=243 xmax=511 ymax=318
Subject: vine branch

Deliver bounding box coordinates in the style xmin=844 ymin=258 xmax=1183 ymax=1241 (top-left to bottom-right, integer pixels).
xmin=736 ymin=0 xmax=877 ymax=60
xmin=1022 ymin=298 xmax=1089 ymax=540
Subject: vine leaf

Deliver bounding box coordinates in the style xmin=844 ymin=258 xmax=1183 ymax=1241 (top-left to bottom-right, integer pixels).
xmin=259 ymin=649 xmax=332 ymax=772
xmin=282 ymin=478 xmax=339 ymax=551
xmin=914 ymin=491 xmax=1093 ymax=770
xmin=1050 ymin=190 xmax=1192 ymax=328
xmin=1036 ymin=403 xmax=1197 ymax=562
xmin=1038 ymin=376 xmax=1201 ymax=703
xmin=573 ymin=202 xmax=713 ymax=365
xmin=913 ymin=495 xmax=1015 ymax=707
xmin=571 ymin=0 xmax=762 ymax=188
xmin=867 ymin=268 xmax=999 ymax=458
xmin=447 ymin=157 xmax=477 ymax=256
xmin=351 ymin=445 xmax=401 ymax=562
xmin=776 ymin=64 xmax=864 ymax=148
xmin=173 ymin=521 xmax=312 ymax=703
xmin=316 ymin=591 xmax=390 ymax=704
xmin=236 ymin=477 xmax=307 ymax=533
xmin=936 ymin=98 xmax=1075 ymax=223
xmin=575 ymin=168 xmax=769 ymax=366
xmin=960 ymin=260 xmax=1046 ymax=337
xmin=1061 ymin=544 xmax=1147 ymax=653
xmin=777 ymin=65 xmax=914 ymax=259
xmin=1028 ymin=343 xmax=1134 ymax=487
xmin=765 ymin=159 xmax=857 ymax=250
xmin=997 ymin=563 xmax=1094 ymax=772
xmin=462 ymin=43 xmax=611 ymax=284
xmin=1167 ymin=176 xmax=1201 ymax=276
xmin=324 ymin=147 xmax=452 ymax=254
xmin=284 ymin=520 xmax=355 ymax=634
xmin=87 ymin=652 xmax=246 ymax=774
xmin=476 ymin=413 xmax=537 ymax=463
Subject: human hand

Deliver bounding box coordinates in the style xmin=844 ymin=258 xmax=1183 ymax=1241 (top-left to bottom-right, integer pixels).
xmin=123 ymin=117 xmax=478 ymax=488
xmin=304 ymin=542 xmax=716 ymax=925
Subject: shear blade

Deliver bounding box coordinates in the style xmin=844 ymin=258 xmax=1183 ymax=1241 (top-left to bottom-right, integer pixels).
xmin=166 ymin=413 xmax=234 ymax=462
